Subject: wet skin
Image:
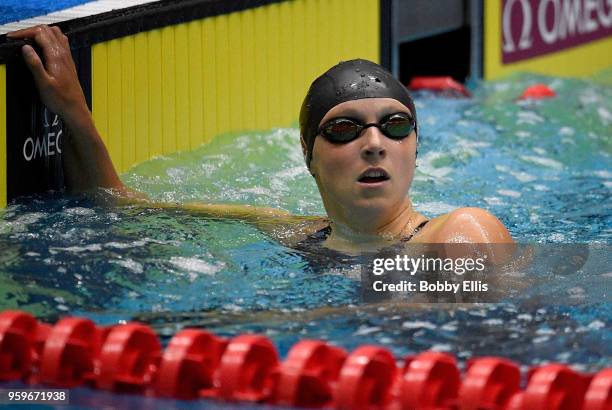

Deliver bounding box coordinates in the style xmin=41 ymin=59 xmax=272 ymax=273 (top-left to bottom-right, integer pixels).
xmin=309 ymin=98 xmax=424 ymax=252
xmin=8 ymin=25 xmax=514 ymax=258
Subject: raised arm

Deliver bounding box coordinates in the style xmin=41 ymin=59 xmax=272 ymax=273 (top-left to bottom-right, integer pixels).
xmin=7 ymin=25 xmax=125 ymax=194
xmin=7 ymin=25 xmax=326 ymax=244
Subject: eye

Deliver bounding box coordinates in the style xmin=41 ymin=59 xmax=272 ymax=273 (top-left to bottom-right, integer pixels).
xmin=327 ymin=119 xmax=359 ymax=134
xmin=321 ymin=118 xmax=361 ymax=141
xmin=383 ymin=114 xmax=415 ymax=137
xmin=384 ymin=113 xmax=413 ymax=123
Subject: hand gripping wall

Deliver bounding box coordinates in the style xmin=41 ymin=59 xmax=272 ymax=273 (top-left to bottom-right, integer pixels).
xmin=0 ymin=0 xmax=383 ymax=207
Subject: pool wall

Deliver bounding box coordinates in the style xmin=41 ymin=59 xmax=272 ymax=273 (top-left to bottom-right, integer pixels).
xmin=90 ymin=0 xmax=380 ymax=174
xmin=0 ymin=0 xmax=382 ymax=207
xmin=2 ymin=0 xmax=612 ymax=207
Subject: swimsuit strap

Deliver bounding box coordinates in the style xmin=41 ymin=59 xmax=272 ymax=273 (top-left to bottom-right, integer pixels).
xmin=316 ymin=224 xmax=332 ymax=239
xmin=401 ymin=219 xmax=429 ymax=242
xmin=311 ymin=219 xmax=428 ymax=243
xmin=294 ymin=224 xmax=332 ymax=249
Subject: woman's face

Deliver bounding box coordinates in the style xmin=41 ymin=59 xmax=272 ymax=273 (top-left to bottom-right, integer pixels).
xmin=309 ymin=97 xmax=417 ymax=225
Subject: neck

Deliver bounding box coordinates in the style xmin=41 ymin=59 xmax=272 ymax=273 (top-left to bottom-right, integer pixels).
xmin=326 ymin=200 xmax=423 ymax=253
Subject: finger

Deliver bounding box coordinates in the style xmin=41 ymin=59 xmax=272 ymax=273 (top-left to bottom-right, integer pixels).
xmin=9 ymin=25 xmax=66 ymax=68
xmin=9 ymin=25 xmax=55 ymax=53
xmin=50 ymin=26 xmax=69 ymax=45
xmin=30 ymin=26 xmax=68 ymax=71
xmin=21 ymin=45 xmax=51 ymax=85
xmin=33 ymin=26 xmax=56 ymax=55
xmin=51 ymin=26 xmax=62 ymax=38
xmin=6 ymin=25 xmax=47 ymax=39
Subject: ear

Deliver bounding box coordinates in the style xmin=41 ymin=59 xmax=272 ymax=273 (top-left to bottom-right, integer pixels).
xmin=300 ymin=134 xmax=315 ymax=176
xmin=300 ymin=134 xmax=308 ymax=158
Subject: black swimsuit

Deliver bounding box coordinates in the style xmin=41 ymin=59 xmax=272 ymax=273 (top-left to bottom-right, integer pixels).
xmin=400 ymin=219 xmax=430 ymax=242
xmin=301 ymin=219 xmax=428 ymax=246
xmin=293 ymin=220 xmax=430 ymax=271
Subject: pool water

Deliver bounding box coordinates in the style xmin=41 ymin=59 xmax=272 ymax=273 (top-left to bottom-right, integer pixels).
xmin=0 ymin=0 xmax=94 ymax=25
xmin=0 ymin=71 xmax=610 ymax=381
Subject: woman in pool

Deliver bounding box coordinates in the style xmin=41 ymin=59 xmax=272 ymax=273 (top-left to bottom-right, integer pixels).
xmin=8 ymin=25 xmax=513 ymax=254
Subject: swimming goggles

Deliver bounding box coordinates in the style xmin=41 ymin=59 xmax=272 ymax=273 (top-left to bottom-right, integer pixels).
xmin=317 ymin=112 xmax=415 ymax=143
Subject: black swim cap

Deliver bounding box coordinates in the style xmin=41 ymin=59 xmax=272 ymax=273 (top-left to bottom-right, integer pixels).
xmin=299 ymin=59 xmax=417 ymax=169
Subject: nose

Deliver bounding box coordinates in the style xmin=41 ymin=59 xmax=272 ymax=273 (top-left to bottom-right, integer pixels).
xmin=360 ymin=126 xmax=386 ymax=161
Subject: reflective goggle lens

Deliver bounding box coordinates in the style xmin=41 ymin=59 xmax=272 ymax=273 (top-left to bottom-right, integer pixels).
xmin=319 ymin=113 xmax=415 ymax=143
xmin=321 ymin=119 xmax=362 ymax=142
xmin=381 ymin=114 xmax=415 ymax=139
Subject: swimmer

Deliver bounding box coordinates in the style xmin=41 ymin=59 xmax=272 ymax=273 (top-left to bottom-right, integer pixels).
xmin=8 ymin=25 xmax=513 ymax=255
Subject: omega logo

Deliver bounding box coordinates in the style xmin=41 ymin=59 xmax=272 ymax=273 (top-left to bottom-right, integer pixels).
xmin=503 ymin=0 xmax=612 ymax=52
xmin=503 ymin=0 xmax=533 ymax=52
xmin=22 ymin=108 xmax=63 ymax=162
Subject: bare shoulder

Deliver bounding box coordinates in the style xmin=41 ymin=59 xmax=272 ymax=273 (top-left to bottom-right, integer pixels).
xmin=414 ymin=207 xmax=513 ymax=243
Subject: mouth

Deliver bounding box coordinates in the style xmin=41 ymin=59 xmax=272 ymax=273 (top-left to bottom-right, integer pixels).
xmin=357 ymin=168 xmax=391 ymax=185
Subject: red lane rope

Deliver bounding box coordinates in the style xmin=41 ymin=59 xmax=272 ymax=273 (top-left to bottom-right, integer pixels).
xmin=0 ymin=310 xmax=610 ymax=409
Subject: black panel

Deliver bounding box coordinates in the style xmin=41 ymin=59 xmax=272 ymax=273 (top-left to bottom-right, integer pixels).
xmin=395 ymin=0 xmax=465 ymax=42
xmin=72 ymin=45 xmax=92 ymax=110
xmin=471 ymin=0 xmax=484 ymax=79
xmin=379 ymin=0 xmax=392 ymax=71
xmin=398 ymin=26 xmax=471 ymax=85
xmin=3 ymin=45 xmax=91 ymax=201
xmin=6 ymin=57 xmax=65 ymax=200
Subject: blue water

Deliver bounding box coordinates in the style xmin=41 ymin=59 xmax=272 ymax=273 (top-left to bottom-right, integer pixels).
xmin=0 ymin=72 xmax=610 ymax=408
xmin=0 ymin=0 xmax=94 ymax=25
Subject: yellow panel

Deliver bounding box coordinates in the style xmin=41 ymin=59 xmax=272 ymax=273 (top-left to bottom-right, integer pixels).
xmin=253 ymin=6 xmax=269 ymax=130
xmin=91 ymin=43 xmax=108 ymax=145
xmin=0 ymin=65 xmax=6 ymax=208
xmin=120 ymin=36 xmax=136 ymax=172
xmin=88 ymin=0 xmax=381 ymax=171
xmin=134 ymin=32 xmax=149 ymax=164
xmin=215 ymin=15 xmax=230 ymax=134
xmin=353 ymin=0 xmax=368 ymax=59
xmin=355 ymin=0 xmax=370 ymax=61
xmin=202 ymin=18 xmax=218 ymax=143
xmin=228 ymin=12 xmax=243 ymax=132
xmin=241 ymin=9 xmax=256 ymax=131
xmin=365 ymin=0 xmax=380 ymax=63
xmin=330 ymin=0 xmax=343 ymax=60
xmin=187 ymin=20 xmax=203 ymax=149
xmin=279 ymin=1 xmax=292 ymax=126
xmin=344 ymin=0 xmax=360 ymax=58
xmin=343 ymin=0 xmax=353 ymax=59
xmin=345 ymin=0 xmax=360 ymax=59
xmin=161 ymin=26 xmax=176 ymax=155
xmin=346 ymin=0 xmax=354 ymax=57
xmin=266 ymin=3 xmax=281 ymax=126
xmin=175 ymin=23 xmax=190 ymax=152
xmin=147 ymin=29 xmax=163 ymax=158
xmin=484 ymin=1 xmax=612 ymax=79
xmin=291 ymin=0 xmax=306 ymax=114
xmin=107 ymin=38 xmax=123 ymax=172
xmin=483 ymin=0 xmax=498 ymax=79
xmin=316 ymin=0 xmax=331 ymax=74
xmin=303 ymin=0 xmax=319 ymax=87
